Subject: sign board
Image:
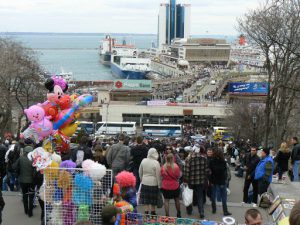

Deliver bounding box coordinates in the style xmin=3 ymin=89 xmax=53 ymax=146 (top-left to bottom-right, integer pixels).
xmin=183 ymin=109 xmax=193 ymax=116
xmin=113 ymin=80 xmax=152 ymax=91
xmin=147 ymin=100 xmax=168 ymax=106
xmin=229 ymin=82 xmax=269 ymax=95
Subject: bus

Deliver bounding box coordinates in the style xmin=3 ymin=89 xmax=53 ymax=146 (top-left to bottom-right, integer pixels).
xmin=213 ymin=127 xmax=234 ymax=141
xmin=95 ymin=122 xmax=105 ymax=132
xmin=142 ymin=124 xmax=182 ymax=137
xmin=95 ymin=122 xmax=136 ymax=135
xmin=77 ymin=121 xmax=95 ymax=136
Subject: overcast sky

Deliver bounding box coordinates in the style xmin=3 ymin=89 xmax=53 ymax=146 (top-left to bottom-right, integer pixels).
xmin=0 ymin=0 xmax=260 ymax=35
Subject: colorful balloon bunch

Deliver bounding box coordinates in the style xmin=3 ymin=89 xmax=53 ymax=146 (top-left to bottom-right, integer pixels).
xmin=22 ymin=75 xmax=93 ymax=154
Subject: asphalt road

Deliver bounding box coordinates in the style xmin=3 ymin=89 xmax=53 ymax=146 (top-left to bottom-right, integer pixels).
xmin=2 ymin=169 xmax=270 ymax=225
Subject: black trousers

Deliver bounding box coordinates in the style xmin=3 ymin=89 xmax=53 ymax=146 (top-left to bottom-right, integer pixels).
xmin=243 ymin=176 xmax=258 ymax=204
xmin=0 ymin=167 xmax=5 ymax=190
xmin=20 ymin=183 xmax=35 ymax=216
xmin=0 ymin=209 xmax=2 ymax=225
xmin=258 ymin=179 xmax=270 ymax=195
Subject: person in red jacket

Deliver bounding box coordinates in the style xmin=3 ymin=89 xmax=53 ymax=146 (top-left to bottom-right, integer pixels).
xmin=161 ymin=153 xmax=181 ymax=218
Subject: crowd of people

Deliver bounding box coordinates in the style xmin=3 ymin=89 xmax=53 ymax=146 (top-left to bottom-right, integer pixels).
xmin=0 ymin=132 xmax=300 ymax=225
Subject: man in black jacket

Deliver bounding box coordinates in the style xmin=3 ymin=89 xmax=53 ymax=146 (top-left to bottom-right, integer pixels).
xmin=0 ymin=188 xmax=4 ymax=224
xmin=0 ymin=140 xmax=7 ymax=190
xmin=131 ymin=136 xmax=148 ymax=190
xmin=291 ymin=137 xmax=300 ymax=182
xmin=243 ymin=146 xmax=260 ymax=204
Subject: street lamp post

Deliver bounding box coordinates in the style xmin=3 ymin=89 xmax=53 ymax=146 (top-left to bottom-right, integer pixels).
xmin=237 ymin=125 xmax=241 ymax=142
xmin=105 ymin=89 xmax=112 ymax=134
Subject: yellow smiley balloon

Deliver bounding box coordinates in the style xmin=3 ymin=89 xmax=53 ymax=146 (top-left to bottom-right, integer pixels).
xmin=43 ymin=139 xmax=54 ymax=154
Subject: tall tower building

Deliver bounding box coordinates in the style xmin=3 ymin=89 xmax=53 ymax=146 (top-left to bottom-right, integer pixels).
xmin=158 ymin=0 xmax=191 ymax=50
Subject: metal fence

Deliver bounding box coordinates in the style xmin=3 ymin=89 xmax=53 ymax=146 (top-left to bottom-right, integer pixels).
xmin=125 ymin=213 xmax=224 ymax=225
xmin=44 ymin=167 xmax=113 ymax=225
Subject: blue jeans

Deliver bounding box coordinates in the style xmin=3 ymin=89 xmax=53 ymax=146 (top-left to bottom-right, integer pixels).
xmin=293 ymin=160 xmax=300 ymax=182
xmin=6 ymin=172 xmax=19 ymax=191
xmin=2 ymin=176 xmax=8 ymax=191
xmin=211 ymin=184 xmax=228 ymax=213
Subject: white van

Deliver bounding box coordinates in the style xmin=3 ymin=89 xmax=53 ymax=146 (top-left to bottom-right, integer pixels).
xmin=95 ymin=122 xmax=136 ymax=135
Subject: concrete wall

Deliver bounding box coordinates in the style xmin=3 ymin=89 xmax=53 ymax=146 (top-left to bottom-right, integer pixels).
xmin=100 ymin=104 xmax=229 ymax=122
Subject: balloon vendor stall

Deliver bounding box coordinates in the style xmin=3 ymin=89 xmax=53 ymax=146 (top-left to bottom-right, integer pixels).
xmin=21 ymin=76 xmax=115 ymax=225
xmin=43 ymin=161 xmax=113 ymax=225
xmin=22 ymin=75 xmax=93 ymax=155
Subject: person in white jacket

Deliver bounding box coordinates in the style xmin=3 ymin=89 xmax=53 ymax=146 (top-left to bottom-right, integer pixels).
xmin=139 ymin=148 xmax=161 ymax=215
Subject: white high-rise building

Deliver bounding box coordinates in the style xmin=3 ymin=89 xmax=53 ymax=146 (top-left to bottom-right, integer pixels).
xmin=158 ymin=0 xmax=191 ymax=51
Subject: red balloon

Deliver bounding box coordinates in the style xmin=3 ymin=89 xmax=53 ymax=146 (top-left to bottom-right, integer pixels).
xmin=57 ymin=95 xmax=72 ymax=110
xmin=39 ymin=101 xmax=59 ymax=120
xmin=52 ymin=130 xmax=70 ymax=154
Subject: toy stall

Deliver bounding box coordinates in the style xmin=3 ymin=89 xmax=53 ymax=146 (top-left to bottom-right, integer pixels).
xmin=43 ymin=164 xmax=112 ymax=225
xmin=267 ymin=175 xmax=300 ymax=225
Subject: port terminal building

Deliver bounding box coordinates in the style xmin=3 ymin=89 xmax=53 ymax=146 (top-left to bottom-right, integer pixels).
xmin=100 ymin=101 xmax=227 ymax=127
xmin=163 ymin=38 xmax=231 ymax=66
xmin=78 ymin=79 xmax=228 ymax=127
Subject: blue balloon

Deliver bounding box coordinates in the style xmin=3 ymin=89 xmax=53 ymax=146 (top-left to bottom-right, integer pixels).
xmin=53 ymin=108 xmax=75 ymax=130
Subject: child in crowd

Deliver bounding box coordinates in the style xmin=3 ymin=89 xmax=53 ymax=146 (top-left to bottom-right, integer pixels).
xmin=0 ymin=188 xmax=5 ymax=225
xmin=101 ymin=205 xmax=118 ymax=225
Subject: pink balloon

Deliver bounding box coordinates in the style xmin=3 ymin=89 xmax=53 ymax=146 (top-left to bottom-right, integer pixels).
xmin=30 ymin=117 xmax=53 ymax=140
xmin=25 ymin=105 xmax=53 ymax=141
xmin=24 ymin=105 xmax=45 ymax=122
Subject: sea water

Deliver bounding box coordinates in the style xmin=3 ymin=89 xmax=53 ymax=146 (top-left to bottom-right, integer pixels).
xmin=0 ymin=33 xmax=156 ymax=81
xmin=0 ymin=33 xmax=236 ymax=81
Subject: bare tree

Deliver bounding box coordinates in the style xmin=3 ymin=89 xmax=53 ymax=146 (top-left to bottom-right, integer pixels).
xmin=0 ymin=37 xmax=46 ymax=137
xmin=225 ymin=101 xmax=266 ymax=145
xmin=238 ymin=0 xmax=300 ymax=148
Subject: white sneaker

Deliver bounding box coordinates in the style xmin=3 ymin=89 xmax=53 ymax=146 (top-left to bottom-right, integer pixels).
xmin=253 ymin=204 xmax=258 ymax=207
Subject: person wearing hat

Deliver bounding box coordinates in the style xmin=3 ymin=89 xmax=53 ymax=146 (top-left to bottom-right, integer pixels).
xmin=254 ymin=148 xmax=274 ymax=201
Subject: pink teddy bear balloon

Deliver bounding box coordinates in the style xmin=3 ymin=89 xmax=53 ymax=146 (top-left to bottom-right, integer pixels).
xmin=24 ymin=105 xmax=53 ymax=141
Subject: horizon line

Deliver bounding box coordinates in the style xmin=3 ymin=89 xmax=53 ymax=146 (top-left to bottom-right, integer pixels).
xmin=0 ymin=31 xmax=238 ymax=37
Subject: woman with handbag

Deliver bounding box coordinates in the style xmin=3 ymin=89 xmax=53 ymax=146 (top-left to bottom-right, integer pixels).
xmin=139 ymin=148 xmax=161 ymax=215
xmin=161 ymin=153 xmax=181 ymax=217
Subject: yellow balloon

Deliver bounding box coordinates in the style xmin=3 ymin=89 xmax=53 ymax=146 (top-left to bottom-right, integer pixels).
xmin=70 ymin=94 xmax=78 ymax=102
xmin=60 ymin=122 xmax=79 ymax=137
xmin=74 ymin=112 xmax=81 ymax=119
xmin=44 ymin=161 xmax=59 ymax=181
xmin=43 ymin=139 xmax=54 ymax=153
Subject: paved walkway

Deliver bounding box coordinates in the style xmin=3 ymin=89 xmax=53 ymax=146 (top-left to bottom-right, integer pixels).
xmin=1 ymin=170 xmax=270 ymax=225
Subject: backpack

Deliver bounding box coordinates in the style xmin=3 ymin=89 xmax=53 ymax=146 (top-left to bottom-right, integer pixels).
xmin=259 ymin=192 xmax=273 ymax=208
